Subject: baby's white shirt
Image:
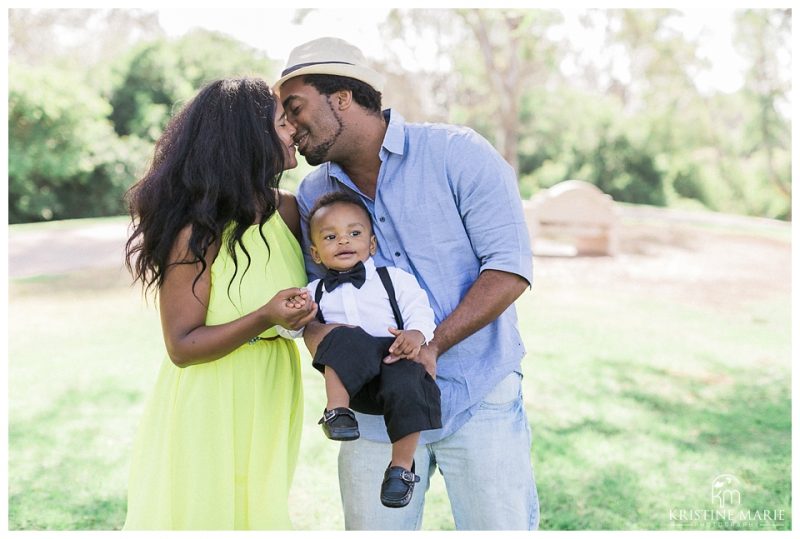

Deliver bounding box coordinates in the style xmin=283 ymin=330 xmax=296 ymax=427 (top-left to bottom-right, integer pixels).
xmin=276 ymin=257 xmax=436 ymax=341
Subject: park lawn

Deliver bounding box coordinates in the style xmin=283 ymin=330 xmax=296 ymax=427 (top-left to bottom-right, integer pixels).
xmin=518 ymin=279 xmax=791 ymax=530
xmin=6 ymin=222 xmax=791 ymax=530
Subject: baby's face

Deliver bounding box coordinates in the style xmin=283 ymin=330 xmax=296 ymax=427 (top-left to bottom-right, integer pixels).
xmin=309 ymin=202 xmax=377 ymax=272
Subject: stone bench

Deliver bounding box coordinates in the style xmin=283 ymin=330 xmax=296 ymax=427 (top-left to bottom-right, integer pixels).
xmin=523 ymin=180 xmax=619 ymax=256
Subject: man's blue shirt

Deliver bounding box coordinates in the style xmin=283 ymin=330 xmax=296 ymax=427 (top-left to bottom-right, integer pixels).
xmin=296 ymin=110 xmax=533 ymax=443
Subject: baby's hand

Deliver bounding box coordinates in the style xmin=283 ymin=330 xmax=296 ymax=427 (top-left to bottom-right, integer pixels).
xmin=284 ymin=289 xmax=309 ymax=310
xmin=387 ymin=328 xmax=425 ymax=360
xmin=265 ymin=288 xmax=317 ymax=330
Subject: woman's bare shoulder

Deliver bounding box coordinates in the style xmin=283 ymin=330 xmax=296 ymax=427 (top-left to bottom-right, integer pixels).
xmin=277 ymin=189 xmax=301 ymax=240
xmin=168 ymin=223 xmax=221 ymax=265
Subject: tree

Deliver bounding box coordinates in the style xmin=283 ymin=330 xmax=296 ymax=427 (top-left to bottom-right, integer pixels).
xmin=383 ymin=9 xmax=563 ymax=175
xmin=566 ymin=10 xmax=738 ymax=211
xmin=455 ymin=10 xmax=563 ymax=174
xmin=8 ymin=63 xmax=149 ymax=223
xmin=583 ymin=10 xmax=704 ymax=111
xmin=734 ymin=9 xmax=791 ymax=218
xmin=109 ymin=29 xmax=277 ymax=141
xmin=8 ymin=22 xmax=282 ymax=223
xmin=8 ymin=8 xmax=163 ymax=68
xmin=380 ymin=9 xmax=463 ymax=123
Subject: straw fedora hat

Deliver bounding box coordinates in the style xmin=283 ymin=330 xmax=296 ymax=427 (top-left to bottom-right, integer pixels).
xmin=274 ymin=37 xmax=385 ymax=93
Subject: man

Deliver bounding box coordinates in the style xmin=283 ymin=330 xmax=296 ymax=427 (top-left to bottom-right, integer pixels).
xmin=275 ymin=36 xmax=539 ymax=530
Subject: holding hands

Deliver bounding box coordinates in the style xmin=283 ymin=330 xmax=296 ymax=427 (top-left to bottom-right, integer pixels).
xmin=263 ymin=288 xmax=318 ymax=331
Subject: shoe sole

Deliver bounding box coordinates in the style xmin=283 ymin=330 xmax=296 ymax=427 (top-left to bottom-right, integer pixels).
xmin=380 ymin=494 xmax=412 ymax=508
xmin=324 ymin=428 xmax=360 ymax=441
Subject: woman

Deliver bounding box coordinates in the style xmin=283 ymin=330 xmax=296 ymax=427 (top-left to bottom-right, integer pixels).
xmin=123 ymin=77 xmax=317 ymax=529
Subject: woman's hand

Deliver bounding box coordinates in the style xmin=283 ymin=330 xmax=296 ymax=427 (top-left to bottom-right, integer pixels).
xmin=261 ymin=288 xmax=318 ymax=330
xmin=160 ymin=232 xmax=317 ymax=367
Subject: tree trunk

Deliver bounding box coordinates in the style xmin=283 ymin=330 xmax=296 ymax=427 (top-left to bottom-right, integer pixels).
xmin=470 ymin=11 xmax=522 ymax=174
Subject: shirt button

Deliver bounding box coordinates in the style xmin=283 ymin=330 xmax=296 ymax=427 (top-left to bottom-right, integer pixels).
xmin=394 ymin=251 xmax=401 ymax=257
xmin=379 ymin=217 xmax=386 ymax=222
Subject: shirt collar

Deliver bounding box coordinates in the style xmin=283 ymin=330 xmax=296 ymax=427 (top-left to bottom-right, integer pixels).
xmin=363 ymin=256 xmax=377 ymax=279
xmin=380 ymin=109 xmax=406 ymax=159
xmin=325 ymin=109 xmax=405 ymax=188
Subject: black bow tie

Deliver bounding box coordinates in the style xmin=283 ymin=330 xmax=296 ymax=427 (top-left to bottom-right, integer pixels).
xmin=322 ymin=261 xmax=367 ymax=292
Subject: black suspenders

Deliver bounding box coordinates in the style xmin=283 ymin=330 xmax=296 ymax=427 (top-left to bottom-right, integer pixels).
xmin=376 ymin=266 xmax=405 ymax=331
xmin=314 ymin=266 xmax=405 ymax=330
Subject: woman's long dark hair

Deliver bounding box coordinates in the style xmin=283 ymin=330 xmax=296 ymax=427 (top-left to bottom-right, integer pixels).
xmin=125 ymin=77 xmax=286 ymax=297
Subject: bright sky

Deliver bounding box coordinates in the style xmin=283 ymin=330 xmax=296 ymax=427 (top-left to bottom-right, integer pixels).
xmin=158 ymin=8 xmax=395 ymax=69
xmin=157 ymin=7 xmax=748 ymax=93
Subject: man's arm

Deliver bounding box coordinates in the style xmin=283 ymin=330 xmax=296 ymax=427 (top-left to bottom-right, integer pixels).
xmin=387 ymin=128 xmax=532 ymax=378
xmin=384 ymin=269 xmax=528 ymax=377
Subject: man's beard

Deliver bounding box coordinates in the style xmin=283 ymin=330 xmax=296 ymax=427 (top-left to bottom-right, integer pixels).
xmin=303 ymin=135 xmax=337 ymax=165
xmin=302 ymin=99 xmax=344 ymax=166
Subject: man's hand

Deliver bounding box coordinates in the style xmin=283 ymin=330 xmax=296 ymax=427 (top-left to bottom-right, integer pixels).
xmin=383 ymin=269 xmax=528 ymax=381
xmin=384 ymin=338 xmax=439 ymax=379
xmin=386 ymin=328 xmax=425 ymax=359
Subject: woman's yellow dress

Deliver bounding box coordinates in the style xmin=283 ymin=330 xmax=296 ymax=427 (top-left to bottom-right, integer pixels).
xmin=124 ymin=214 xmax=305 ymax=530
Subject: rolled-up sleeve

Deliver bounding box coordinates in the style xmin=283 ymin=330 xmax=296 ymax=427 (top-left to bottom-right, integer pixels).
xmin=447 ymin=130 xmax=533 ymax=286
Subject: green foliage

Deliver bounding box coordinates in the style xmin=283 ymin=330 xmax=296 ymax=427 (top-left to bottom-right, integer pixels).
xmin=8 ymin=28 xmax=279 ymax=224
xmin=516 ymin=89 xmax=667 ymax=206
xmin=578 ymin=130 xmax=665 ymax=206
xmin=108 ymin=41 xmax=189 ymax=140
xmin=662 ymin=156 xmax=709 ymax=207
xmin=109 ymin=29 xmax=276 ymax=141
xmin=437 ymin=9 xmax=790 ymax=219
xmin=7 ymin=9 xmax=792 ymax=223
xmin=8 ymin=63 xmax=151 ymax=223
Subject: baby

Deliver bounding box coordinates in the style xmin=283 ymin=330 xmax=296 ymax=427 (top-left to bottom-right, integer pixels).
xmin=281 ymin=191 xmax=440 ymax=508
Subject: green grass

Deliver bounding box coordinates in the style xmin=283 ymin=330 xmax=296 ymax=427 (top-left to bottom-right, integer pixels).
xmin=518 ymin=283 xmax=790 ymax=530
xmin=7 ymin=219 xmax=791 ymax=530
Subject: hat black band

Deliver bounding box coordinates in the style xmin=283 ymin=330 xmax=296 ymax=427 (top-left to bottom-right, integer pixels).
xmin=281 ymin=61 xmax=355 ymax=77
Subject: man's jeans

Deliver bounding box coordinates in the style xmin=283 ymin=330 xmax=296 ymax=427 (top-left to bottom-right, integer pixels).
xmin=338 ymin=371 xmax=540 ymax=530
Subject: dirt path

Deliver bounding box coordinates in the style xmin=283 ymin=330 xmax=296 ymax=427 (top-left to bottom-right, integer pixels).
xmin=8 ymin=221 xmax=130 ymax=279
xmin=534 ymin=206 xmax=791 ymax=310
xmin=8 ymin=207 xmax=791 ymax=309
